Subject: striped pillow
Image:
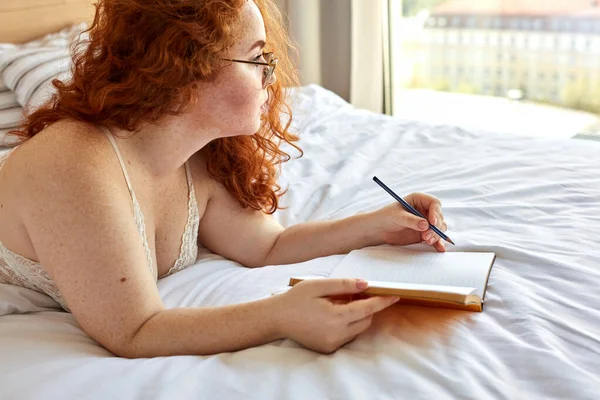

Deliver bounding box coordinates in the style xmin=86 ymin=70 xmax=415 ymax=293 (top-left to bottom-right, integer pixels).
xmin=0 ymin=90 xmax=18 ymax=109
xmin=0 ymin=87 xmax=23 ymax=146
xmin=0 ymin=22 xmax=87 ymax=113
xmin=0 ymin=23 xmax=86 ymax=147
xmin=0 ymin=48 xmax=71 ymax=108
xmin=0 ymin=92 xmax=23 ymax=147
xmin=0 ymin=126 xmax=23 ymax=147
xmin=0 ymin=58 xmax=23 ymax=147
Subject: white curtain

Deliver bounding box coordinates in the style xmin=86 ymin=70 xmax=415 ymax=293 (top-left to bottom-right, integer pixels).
xmin=274 ymin=0 xmax=384 ymax=113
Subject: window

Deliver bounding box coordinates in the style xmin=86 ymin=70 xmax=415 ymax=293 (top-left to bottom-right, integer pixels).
xmin=579 ymin=20 xmax=591 ymax=33
xmin=563 ymin=19 xmax=573 ymax=31
xmin=575 ymin=36 xmax=588 ymax=52
xmin=390 ymin=0 xmax=600 ymax=132
xmin=550 ymin=19 xmax=561 ymax=32
xmin=481 ymin=17 xmax=492 ymax=29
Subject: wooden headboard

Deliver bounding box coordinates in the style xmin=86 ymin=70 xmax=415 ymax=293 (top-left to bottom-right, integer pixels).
xmin=0 ymin=0 xmax=95 ymax=44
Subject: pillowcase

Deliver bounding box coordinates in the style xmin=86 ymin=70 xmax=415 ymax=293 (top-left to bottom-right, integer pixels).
xmin=0 ymin=89 xmax=18 ymax=109
xmin=0 ymin=81 xmax=23 ymax=147
xmin=0 ymin=107 xmax=23 ymax=129
xmin=0 ymin=283 xmax=62 ymax=316
xmin=1 ymin=49 xmax=71 ymax=108
xmin=0 ymin=23 xmax=87 ymax=147
xmin=0 ymin=22 xmax=88 ymax=112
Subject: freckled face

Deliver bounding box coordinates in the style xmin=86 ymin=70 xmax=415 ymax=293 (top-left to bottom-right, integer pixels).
xmin=193 ymin=1 xmax=271 ymax=138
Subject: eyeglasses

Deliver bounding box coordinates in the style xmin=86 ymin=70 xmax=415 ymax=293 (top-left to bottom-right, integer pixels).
xmin=223 ymin=52 xmax=278 ymax=89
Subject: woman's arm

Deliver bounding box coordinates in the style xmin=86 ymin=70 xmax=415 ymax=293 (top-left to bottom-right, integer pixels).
xmin=199 ymin=179 xmax=447 ymax=267
xmin=13 ymin=134 xmax=284 ymax=358
xmin=198 ymin=182 xmax=382 ymax=267
xmin=129 ymin=276 xmax=399 ymax=357
xmin=266 ymin=195 xmax=449 ymax=264
xmin=14 ymin=132 xmax=395 ymax=357
xmin=262 ymin=214 xmax=382 ymax=265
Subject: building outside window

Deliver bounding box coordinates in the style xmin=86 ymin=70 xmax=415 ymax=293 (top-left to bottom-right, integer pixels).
xmin=390 ymin=0 xmax=600 ymax=138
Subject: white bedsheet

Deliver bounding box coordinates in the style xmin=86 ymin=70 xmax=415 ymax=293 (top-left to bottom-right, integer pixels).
xmin=0 ymin=85 xmax=599 ymax=399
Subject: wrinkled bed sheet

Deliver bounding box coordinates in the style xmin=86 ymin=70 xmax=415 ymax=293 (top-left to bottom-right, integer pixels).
xmin=0 ymin=85 xmax=598 ymax=399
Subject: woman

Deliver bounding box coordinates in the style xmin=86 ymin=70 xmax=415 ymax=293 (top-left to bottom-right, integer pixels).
xmin=0 ymin=0 xmax=448 ymax=358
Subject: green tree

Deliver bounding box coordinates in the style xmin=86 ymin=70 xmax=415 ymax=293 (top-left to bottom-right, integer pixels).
xmin=560 ymin=77 xmax=600 ymax=113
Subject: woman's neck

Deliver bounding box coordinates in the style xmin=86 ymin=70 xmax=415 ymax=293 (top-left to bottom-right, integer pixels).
xmin=106 ymin=116 xmax=218 ymax=179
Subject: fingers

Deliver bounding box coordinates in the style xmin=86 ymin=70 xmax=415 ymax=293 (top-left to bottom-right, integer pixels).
xmin=340 ymin=295 xmax=399 ymax=323
xmin=407 ymin=192 xmax=441 ymax=215
xmin=427 ymin=201 xmax=446 ymax=237
xmin=421 ymin=197 xmax=447 ymax=247
xmin=405 ymin=193 xmax=446 ymax=235
xmin=387 ymin=203 xmax=428 ymax=232
xmin=346 ymin=314 xmax=374 ymax=337
xmin=299 ymin=278 xmax=370 ymax=297
xmin=432 ymin=240 xmax=446 ymax=252
xmin=339 ymin=318 xmax=373 ymax=349
xmin=398 ymin=212 xmax=429 ymax=232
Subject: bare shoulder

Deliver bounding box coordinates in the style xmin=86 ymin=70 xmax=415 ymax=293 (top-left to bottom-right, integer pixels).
xmin=0 ymin=120 xmax=164 ymax=356
xmin=7 ymin=120 xmax=114 ymax=178
xmin=0 ymin=119 xmax=131 ymax=259
xmin=3 ymin=120 xmax=124 ymax=200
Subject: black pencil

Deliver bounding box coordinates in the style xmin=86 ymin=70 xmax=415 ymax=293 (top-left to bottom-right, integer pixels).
xmin=373 ymin=176 xmax=455 ymax=245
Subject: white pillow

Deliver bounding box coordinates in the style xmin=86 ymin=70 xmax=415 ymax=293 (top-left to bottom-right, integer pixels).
xmin=0 ymin=129 xmax=20 ymax=147
xmin=0 ymin=22 xmax=87 ymax=112
xmin=0 ymin=89 xmax=23 ymax=147
xmin=0 ymin=108 xmax=23 ymax=129
xmin=0 ymin=90 xmax=18 ymax=109
xmin=0 ymin=283 xmax=62 ymax=316
xmin=5 ymin=51 xmax=71 ymax=107
xmin=0 ymin=108 xmax=24 ymax=146
xmin=0 ymin=76 xmax=8 ymax=92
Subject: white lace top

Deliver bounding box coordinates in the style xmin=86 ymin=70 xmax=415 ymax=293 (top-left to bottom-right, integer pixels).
xmin=0 ymin=128 xmax=200 ymax=312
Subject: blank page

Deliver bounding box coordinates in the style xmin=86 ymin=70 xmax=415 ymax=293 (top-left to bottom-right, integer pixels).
xmin=329 ymin=246 xmax=495 ymax=298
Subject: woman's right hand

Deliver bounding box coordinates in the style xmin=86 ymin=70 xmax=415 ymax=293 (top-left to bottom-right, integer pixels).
xmin=274 ymin=278 xmax=400 ymax=354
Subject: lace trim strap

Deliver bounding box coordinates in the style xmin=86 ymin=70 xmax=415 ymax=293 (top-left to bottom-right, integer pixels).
xmin=101 ymin=127 xmax=135 ymax=194
xmin=101 ymin=126 xmax=154 ymax=276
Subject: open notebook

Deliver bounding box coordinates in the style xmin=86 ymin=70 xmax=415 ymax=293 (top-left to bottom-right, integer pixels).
xmin=289 ymin=246 xmax=496 ymax=312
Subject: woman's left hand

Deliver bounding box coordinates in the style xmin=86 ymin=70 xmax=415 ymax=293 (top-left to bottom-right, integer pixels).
xmin=370 ymin=192 xmax=448 ymax=252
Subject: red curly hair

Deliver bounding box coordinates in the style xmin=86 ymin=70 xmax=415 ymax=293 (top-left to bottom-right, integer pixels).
xmin=11 ymin=0 xmax=301 ymax=214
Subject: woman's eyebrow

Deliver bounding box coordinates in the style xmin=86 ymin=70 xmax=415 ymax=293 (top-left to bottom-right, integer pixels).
xmin=247 ymin=40 xmax=266 ymax=53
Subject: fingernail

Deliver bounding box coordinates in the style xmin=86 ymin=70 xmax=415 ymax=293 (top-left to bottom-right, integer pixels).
xmin=433 ymin=216 xmax=438 ymax=225
xmin=356 ymin=279 xmax=368 ymax=289
xmin=419 ymin=220 xmax=428 ymax=230
xmin=390 ymin=296 xmax=400 ymax=303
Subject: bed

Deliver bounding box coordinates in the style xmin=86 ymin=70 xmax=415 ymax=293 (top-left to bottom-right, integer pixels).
xmin=1 ymin=7 xmax=600 ymax=400
xmin=1 ymin=83 xmax=599 ymax=399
